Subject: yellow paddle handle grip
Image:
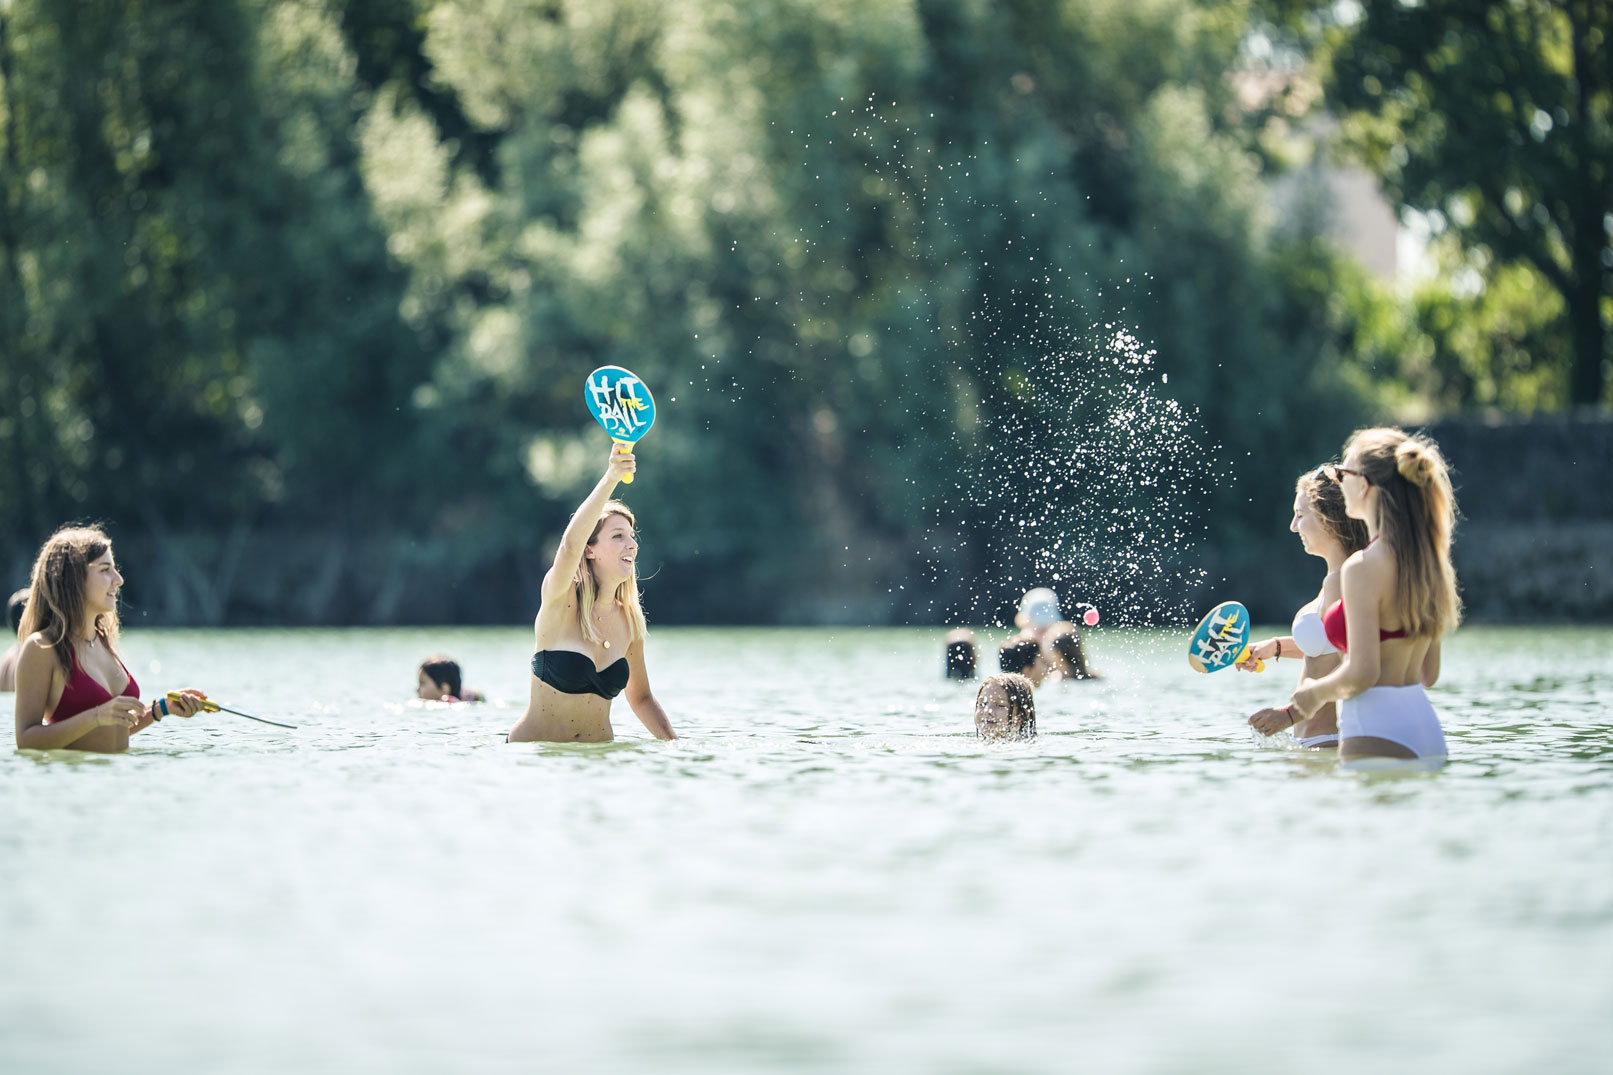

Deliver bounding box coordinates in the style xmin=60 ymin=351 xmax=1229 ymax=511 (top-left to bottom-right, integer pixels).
xmin=166 ymin=691 xmax=220 ymax=714
xmin=1234 ymin=645 xmax=1265 ymax=673
xmin=615 ymin=440 xmax=634 ymax=484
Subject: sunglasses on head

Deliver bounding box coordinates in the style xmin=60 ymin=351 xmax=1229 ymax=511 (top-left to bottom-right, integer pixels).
xmin=1327 ymin=465 xmax=1369 ymax=485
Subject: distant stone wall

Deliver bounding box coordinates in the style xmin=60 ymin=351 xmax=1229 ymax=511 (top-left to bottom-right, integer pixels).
xmin=1424 ymin=413 xmax=1613 ymax=622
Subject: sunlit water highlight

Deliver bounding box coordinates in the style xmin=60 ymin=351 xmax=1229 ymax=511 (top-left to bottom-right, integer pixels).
xmin=2 ymin=626 xmax=1609 ymax=1073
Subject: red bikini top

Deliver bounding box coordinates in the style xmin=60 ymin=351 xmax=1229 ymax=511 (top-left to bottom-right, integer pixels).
xmin=48 ymin=641 xmax=139 ymax=724
xmin=1322 ymin=599 xmax=1409 ymax=654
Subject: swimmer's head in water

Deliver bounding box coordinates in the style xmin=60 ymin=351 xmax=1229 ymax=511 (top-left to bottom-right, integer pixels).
xmin=418 ymin=655 xmax=462 ymax=700
xmin=998 ymin=636 xmax=1040 ymax=677
xmin=976 ymin=673 xmax=1036 ymax=740
xmin=8 ymin=587 xmax=28 ymax=635
xmin=944 ymin=628 xmax=977 ymax=679
xmin=1047 ymin=625 xmax=1093 ymax=680
xmin=1016 ymin=587 xmax=1062 ymax=630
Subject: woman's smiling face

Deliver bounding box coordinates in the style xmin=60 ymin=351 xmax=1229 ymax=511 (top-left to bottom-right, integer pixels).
xmin=586 ymin=514 xmax=639 ymax=582
xmin=83 ymin=549 xmax=123 ymax=618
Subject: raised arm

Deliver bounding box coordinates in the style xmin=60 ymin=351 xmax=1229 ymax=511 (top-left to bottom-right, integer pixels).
xmin=623 ymin=639 xmax=676 ymax=740
xmin=540 ymin=445 xmax=636 ymax=605
xmin=12 ymin=638 xmax=144 ymax=750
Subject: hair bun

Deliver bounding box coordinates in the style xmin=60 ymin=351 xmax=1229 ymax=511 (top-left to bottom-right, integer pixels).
xmin=1396 ymin=439 xmax=1433 ymax=485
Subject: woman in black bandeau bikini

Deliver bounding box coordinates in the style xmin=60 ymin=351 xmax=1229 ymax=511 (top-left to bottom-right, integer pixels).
xmin=507 ymin=445 xmax=677 ymax=743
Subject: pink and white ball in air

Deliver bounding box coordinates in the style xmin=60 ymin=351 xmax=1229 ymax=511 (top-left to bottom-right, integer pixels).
xmin=1082 ymin=607 xmax=1100 ymax=627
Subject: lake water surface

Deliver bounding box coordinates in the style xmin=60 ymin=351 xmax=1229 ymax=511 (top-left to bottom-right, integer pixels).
xmin=3 ymin=625 xmax=1609 ymax=1073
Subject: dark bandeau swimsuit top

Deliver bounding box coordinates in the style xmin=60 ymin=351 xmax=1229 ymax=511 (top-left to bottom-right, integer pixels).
xmin=531 ymin=649 xmax=629 ymax=700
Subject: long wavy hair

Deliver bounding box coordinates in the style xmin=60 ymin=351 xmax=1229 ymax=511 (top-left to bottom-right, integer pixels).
xmin=1345 ymin=427 xmax=1461 ymax=638
xmin=573 ymin=501 xmax=647 ymax=647
xmin=1298 ymin=467 xmax=1370 ymax=556
xmin=18 ymin=524 xmax=122 ymax=675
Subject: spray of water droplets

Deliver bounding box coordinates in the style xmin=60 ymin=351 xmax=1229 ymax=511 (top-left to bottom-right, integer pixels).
xmin=916 ymin=318 xmax=1220 ymax=627
xmin=667 ymin=89 xmax=1231 ymax=627
xmin=825 ymin=95 xmax=1226 ymax=626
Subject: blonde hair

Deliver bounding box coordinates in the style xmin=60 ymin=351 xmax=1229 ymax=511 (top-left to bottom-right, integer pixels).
xmin=573 ymin=501 xmax=648 ymax=647
xmin=1297 ymin=467 xmax=1369 ymax=555
xmin=1344 ymin=427 xmax=1461 ymax=638
xmin=18 ymin=524 xmax=122 ymax=675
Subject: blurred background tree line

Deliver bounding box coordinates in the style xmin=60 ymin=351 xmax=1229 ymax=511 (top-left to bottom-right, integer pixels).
xmin=1 ymin=0 xmax=1608 ymax=626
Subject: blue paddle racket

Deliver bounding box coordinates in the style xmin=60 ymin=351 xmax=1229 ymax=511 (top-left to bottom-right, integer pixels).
xmin=1187 ymin=601 xmax=1264 ymax=673
xmin=584 ymin=365 xmax=657 ymax=485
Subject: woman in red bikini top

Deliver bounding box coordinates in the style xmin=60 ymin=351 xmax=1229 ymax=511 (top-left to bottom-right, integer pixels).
xmin=1287 ymin=428 xmax=1462 ymax=761
xmin=13 ymin=525 xmax=209 ymax=754
xmin=1320 ymin=586 xmax=1408 ymax=652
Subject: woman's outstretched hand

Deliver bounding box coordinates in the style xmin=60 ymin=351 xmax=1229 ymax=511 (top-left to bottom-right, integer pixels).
xmin=1236 ymin=638 xmax=1278 ymax=672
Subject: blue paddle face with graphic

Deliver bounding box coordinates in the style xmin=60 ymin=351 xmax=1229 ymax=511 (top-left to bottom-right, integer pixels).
xmin=1187 ymin=600 xmax=1262 ymax=673
xmin=585 ymin=365 xmax=656 ymax=484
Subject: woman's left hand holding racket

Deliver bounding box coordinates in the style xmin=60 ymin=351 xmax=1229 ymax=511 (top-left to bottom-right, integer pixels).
xmin=155 ymin=689 xmax=209 ymax=719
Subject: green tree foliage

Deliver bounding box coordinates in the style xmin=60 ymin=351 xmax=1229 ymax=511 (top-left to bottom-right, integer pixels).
xmin=1314 ymin=0 xmax=1612 ymax=405
xmin=2 ymin=0 xmax=1391 ymax=624
xmin=0 ymin=1 xmax=434 ymax=530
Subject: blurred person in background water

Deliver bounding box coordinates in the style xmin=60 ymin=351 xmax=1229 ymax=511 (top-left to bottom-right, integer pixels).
xmin=944 ymin=628 xmax=977 ymax=680
xmin=12 ymin=526 xmax=208 ymax=752
xmin=508 ymin=446 xmax=677 ymax=743
xmin=1242 ymin=467 xmax=1370 ymax=748
xmin=1280 ymin=429 xmax=1461 ymax=762
xmin=1015 ymin=587 xmax=1097 ymax=683
xmin=416 ymin=655 xmax=485 ymax=702
xmin=998 ymin=634 xmax=1042 ymax=683
xmin=0 ymin=588 xmax=28 ymax=691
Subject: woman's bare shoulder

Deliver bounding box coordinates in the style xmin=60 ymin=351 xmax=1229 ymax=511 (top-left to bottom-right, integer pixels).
xmin=15 ymin=634 xmax=64 ymax=677
xmin=19 ymin=633 xmax=56 ymax=657
xmin=1343 ymin=543 xmax=1395 ymax=595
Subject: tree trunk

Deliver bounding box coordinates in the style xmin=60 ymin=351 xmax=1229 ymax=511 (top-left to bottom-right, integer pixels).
xmin=1566 ymin=265 xmax=1607 ymax=406
xmin=1566 ymin=0 xmax=1609 ymax=406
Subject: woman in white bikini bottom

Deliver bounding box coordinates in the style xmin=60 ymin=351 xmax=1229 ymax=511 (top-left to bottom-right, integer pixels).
xmin=1338 ymin=682 xmax=1447 ymax=759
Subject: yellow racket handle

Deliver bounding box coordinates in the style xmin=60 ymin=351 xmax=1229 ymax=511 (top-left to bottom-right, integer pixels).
xmin=615 ymin=440 xmax=634 ymax=484
xmin=1234 ymin=645 xmax=1266 ymax=673
xmin=166 ymin=691 xmax=221 ymax=713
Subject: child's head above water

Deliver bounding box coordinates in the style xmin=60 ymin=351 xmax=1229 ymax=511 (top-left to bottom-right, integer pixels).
xmin=975 ymin=673 xmax=1036 ymax=741
xmin=944 ymin=627 xmax=977 ymax=680
xmin=417 ymin=655 xmax=464 ymax=701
